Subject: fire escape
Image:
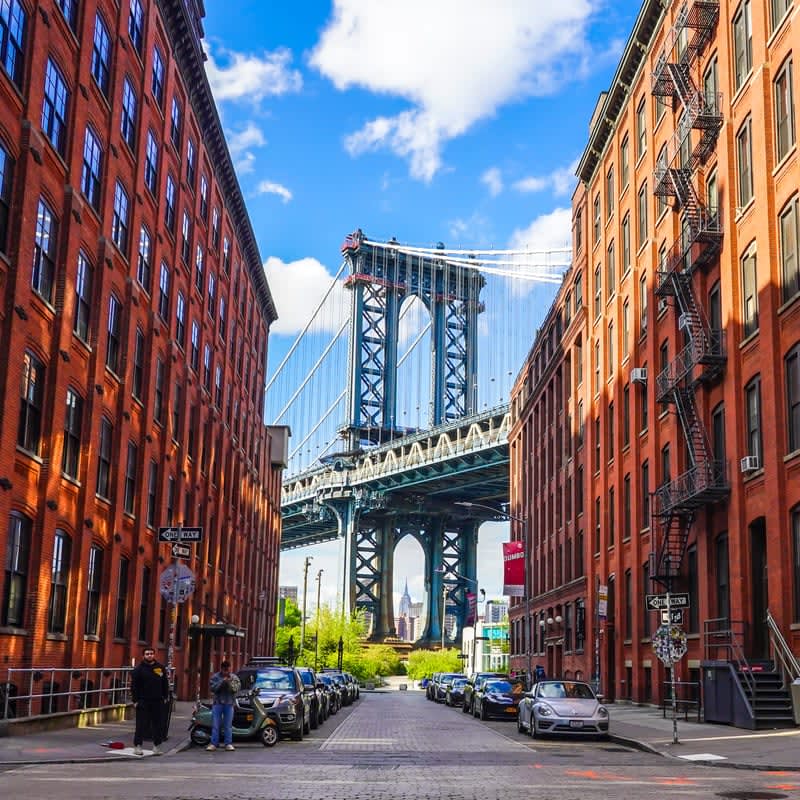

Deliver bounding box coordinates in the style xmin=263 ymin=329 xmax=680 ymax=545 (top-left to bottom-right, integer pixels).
xmin=649 ymin=0 xmax=729 ymax=587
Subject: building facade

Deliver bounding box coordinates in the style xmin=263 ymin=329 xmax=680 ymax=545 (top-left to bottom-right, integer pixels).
xmin=510 ymin=0 xmax=800 ymax=703
xmin=0 ymin=0 xmax=283 ymax=699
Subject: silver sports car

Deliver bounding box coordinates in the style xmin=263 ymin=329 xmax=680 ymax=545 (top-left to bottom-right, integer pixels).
xmin=517 ymin=680 xmax=610 ymax=737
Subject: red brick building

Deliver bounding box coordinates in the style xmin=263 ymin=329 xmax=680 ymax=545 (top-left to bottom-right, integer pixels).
xmin=510 ymin=0 xmax=800 ymax=710
xmin=0 ymin=0 xmax=284 ymax=698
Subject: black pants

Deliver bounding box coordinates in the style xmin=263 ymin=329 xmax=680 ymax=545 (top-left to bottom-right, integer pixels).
xmin=134 ymin=699 xmax=165 ymax=746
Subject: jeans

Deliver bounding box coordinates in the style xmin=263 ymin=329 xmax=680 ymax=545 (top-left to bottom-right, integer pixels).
xmin=211 ymin=703 xmax=234 ymax=746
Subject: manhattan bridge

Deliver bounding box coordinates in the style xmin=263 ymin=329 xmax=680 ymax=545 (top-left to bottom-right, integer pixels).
xmin=268 ymin=230 xmax=570 ymax=646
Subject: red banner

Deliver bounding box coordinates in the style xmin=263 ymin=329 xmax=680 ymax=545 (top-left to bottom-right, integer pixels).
xmin=465 ymin=591 xmax=477 ymax=626
xmin=503 ymin=541 xmax=524 ymax=596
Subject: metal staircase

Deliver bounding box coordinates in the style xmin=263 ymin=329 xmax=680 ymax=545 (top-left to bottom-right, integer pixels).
xmin=649 ymin=0 xmax=728 ymax=587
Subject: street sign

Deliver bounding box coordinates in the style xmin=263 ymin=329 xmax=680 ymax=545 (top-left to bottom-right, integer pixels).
xmin=159 ymin=563 xmax=196 ymax=603
xmin=646 ymin=593 xmax=690 ymax=611
xmin=598 ymin=584 xmax=608 ymax=620
xmin=158 ymin=526 xmax=203 ymax=543
xmin=661 ymin=609 xmax=684 ymax=625
xmin=171 ymin=542 xmax=191 ymax=559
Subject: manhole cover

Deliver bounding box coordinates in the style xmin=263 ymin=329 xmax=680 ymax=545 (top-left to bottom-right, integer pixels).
xmin=717 ymin=792 xmax=789 ymax=800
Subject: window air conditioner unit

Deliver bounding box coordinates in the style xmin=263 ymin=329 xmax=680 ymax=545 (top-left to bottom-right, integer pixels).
xmin=740 ymin=455 xmax=759 ymax=473
xmin=631 ymin=367 xmax=648 ymax=384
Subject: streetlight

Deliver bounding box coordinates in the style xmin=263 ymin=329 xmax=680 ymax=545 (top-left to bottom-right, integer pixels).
xmin=434 ymin=564 xmax=479 ymax=651
xmin=300 ymin=556 xmax=313 ymax=659
xmin=441 ymin=584 xmax=449 ymax=651
xmin=455 ymin=500 xmax=531 ymax=685
xmin=314 ymin=569 xmax=323 ymax=671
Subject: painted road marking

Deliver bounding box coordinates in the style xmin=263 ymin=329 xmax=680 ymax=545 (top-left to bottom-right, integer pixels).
xmin=677 ymin=753 xmax=727 ymax=761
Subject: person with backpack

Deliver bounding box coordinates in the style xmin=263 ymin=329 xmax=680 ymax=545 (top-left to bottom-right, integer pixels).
xmin=206 ymin=660 xmax=241 ymax=751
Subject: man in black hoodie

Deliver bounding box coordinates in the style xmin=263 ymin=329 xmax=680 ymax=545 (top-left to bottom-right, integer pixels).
xmin=130 ymin=646 xmax=170 ymax=755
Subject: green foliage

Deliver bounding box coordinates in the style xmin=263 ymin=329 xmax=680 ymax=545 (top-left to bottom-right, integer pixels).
xmin=405 ymin=649 xmax=464 ymax=680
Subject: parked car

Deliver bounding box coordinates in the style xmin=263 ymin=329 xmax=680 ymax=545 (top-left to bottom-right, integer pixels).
xmin=321 ymin=670 xmax=353 ymax=705
xmin=426 ymin=673 xmax=442 ymax=701
xmin=343 ymin=672 xmax=360 ymax=701
xmin=236 ymin=665 xmax=311 ymax=741
xmin=434 ymin=673 xmax=464 ymax=703
xmin=295 ymin=666 xmax=326 ymax=728
xmin=462 ymin=672 xmax=509 ymax=715
xmin=472 ymin=677 xmax=526 ymax=720
xmin=318 ymin=674 xmax=342 ymax=714
xmin=445 ymin=676 xmax=469 ymax=707
xmin=517 ymin=679 xmax=609 ymax=738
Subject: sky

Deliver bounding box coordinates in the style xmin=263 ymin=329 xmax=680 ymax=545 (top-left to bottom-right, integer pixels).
xmin=201 ymin=0 xmax=639 ymax=616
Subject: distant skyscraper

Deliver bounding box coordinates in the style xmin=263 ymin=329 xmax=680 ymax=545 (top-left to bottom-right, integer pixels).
xmin=399 ymin=579 xmax=412 ymax=616
xmin=484 ymin=600 xmax=509 ymax=624
xmin=280 ymin=586 xmax=298 ymax=603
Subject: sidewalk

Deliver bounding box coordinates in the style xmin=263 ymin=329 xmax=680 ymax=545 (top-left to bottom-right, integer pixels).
xmin=609 ymin=703 xmax=800 ymax=770
xmin=0 ymin=702 xmax=194 ymax=766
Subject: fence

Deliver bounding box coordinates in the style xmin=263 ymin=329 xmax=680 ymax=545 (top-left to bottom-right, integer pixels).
xmin=1 ymin=667 xmax=132 ymax=720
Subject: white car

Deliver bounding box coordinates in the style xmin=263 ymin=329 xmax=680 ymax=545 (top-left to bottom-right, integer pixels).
xmin=517 ymin=680 xmax=610 ymax=738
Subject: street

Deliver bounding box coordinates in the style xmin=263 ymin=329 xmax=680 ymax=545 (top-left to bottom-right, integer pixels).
xmin=2 ymin=692 xmax=799 ymax=800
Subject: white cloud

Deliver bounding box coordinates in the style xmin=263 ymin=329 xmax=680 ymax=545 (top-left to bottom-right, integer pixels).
xmin=263 ymin=256 xmax=349 ymax=336
xmin=227 ymin=122 xmax=267 ymax=175
xmin=513 ymin=157 xmax=580 ymax=196
xmin=311 ymin=0 xmax=595 ymax=180
xmin=509 ymin=207 xmax=572 ymax=252
xmin=513 ymin=176 xmax=548 ymax=193
xmin=481 ymin=167 xmax=504 ymax=197
xmin=205 ymin=44 xmax=303 ymax=103
xmin=256 ymin=180 xmax=293 ymax=203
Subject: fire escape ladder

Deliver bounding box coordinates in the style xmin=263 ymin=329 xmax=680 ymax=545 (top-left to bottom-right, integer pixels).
xmin=652 ymin=512 xmax=695 ymax=587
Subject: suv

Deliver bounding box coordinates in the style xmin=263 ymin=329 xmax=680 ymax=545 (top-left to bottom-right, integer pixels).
xmin=462 ymin=672 xmax=509 ymax=716
xmin=295 ymin=666 xmax=326 ymax=728
xmin=236 ymin=664 xmax=311 ymax=741
xmin=321 ymin=669 xmax=353 ymax=705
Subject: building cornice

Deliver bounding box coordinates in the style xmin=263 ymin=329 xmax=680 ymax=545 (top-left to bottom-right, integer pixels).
xmin=156 ymin=0 xmax=278 ymax=325
xmin=577 ymin=0 xmax=665 ymax=185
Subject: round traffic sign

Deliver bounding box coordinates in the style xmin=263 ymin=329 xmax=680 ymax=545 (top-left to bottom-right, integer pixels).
xmin=651 ymin=623 xmax=688 ymax=666
xmin=159 ymin=563 xmax=196 ymax=604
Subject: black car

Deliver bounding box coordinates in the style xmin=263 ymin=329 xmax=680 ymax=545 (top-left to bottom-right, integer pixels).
xmin=445 ymin=676 xmax=469 ymax=706
xmin=472 ymin=677 xmax=526 ymax=720
xmin=236 ymin=665 xmax=310 ymax=741
xmin=318 ymin=674 xmax=341 ymax=714
xmin=321 ymin=670 xmax=353 ymax=705
xmin=462 ymin=672 xmax=509 ymax=715
xmin=434 ymin=673 xmax=464 ymax=703
xmin=295 ymin=666 xmax=326 ymax=728
xmin=343 ymin=672 xmax=360 ymax=701
xmin=426 ymin=673 xmax=442 ymax=701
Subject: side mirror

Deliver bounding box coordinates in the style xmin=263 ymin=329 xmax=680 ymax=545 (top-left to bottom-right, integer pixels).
xmin=596 ymin=693 xmax=604 ymax=702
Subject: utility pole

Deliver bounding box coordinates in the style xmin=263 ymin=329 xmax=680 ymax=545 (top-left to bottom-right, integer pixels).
xmin=441 ymin=584 xmax=449 ymax=650
xmin=315 ymin=569 xmax=323 ymax=671
xmin=300 ymin=556 xmax=313 ymax=660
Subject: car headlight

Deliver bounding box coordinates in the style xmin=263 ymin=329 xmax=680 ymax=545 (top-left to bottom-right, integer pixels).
xmin=596 ymin=706 xmax=609 ymax=718
xmin=535 ymin=703 xmax=553 ymax=716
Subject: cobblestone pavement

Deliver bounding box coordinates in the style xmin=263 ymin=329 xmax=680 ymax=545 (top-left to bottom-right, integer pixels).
xmin=4 ymin=693 xmax=800 ymax=799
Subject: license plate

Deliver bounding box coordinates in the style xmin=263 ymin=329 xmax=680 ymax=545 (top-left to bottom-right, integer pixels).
xmin=506 ymin=707 xmax=516 ymax=713
xmin=569 ymin=720 xmax=583 ymax=728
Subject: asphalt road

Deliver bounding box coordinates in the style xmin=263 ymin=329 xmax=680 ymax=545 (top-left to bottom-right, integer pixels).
xmin=3 ymin=692 xmax=799 ymax=800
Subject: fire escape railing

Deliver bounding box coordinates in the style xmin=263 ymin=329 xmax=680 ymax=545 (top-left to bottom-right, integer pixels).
xmin=649 ymin=0 xmax=728 ymax=586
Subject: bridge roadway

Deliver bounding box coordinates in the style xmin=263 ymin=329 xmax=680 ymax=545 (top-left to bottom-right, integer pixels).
xmin=3 ymin=691 xmax=795 ymax=800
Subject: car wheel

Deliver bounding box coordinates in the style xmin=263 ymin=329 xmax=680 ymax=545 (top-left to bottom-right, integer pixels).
xmin=479 ymin=703 xmax=488 ymax=721
xmin=530 ymin=719 xmax=538 ymax=739
xmin=517 ymin=714 xmax=525 ymax=734
xmin=462 ymin=700 xmax=470 ymax=714
xmin=310 ymin=705 xmax=319 ymax=730
xmin=303 ymin=714 xmax=311 ymax=735
xmin=260 ymin=725 xmax=279 ymax=747
xmin=291 ymin=724 xmax=303 ymax=742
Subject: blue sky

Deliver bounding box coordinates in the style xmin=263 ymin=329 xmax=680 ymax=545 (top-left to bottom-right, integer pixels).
xmin=201 ymin=0 xmax=638 ymax=613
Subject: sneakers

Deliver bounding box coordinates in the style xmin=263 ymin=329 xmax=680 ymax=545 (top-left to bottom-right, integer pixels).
xmin=224 ymin=744 xmax=235 ymax=751
xmin=133 ymin=745 xmax=143 ymax=756
xmin=152 ymin=745 xmax=161 ymax=755
xmin=206 ymin=744 xmax=217 ymax=751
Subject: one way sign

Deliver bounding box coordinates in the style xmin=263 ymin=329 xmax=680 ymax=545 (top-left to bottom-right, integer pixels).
xmin=646 ymin=593 xmax=690 ymax=611
xmin=158 ymin=526 xmax=203 ymax=543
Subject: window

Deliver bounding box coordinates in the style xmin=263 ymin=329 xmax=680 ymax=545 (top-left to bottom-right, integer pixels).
xmin=129 ymin=0 xmax=144 ymax=53
xmin=642 ymin=563 xmax=652 ymax=636
xmin=186 ymin=138 xmax=196 ymax=189
xmin=120 ymin=78 xmax=137 ymax=149
xmin=741 ymin=244 xmax=758 ymax=336
xmin=211 ymin=207 xmax=220 ymax=248
xmin=97 ymin=418 xmax=113 ymax=498
xmin=219 ymin=296 xmax=227 ymax=341
xmin=164 ymin=174 xmax=176 ymax=231
xmin=605 ymin=167 xmax=614 ymax=219
xmin=190 ymin=320 xmax=200 ymax=372
xmin=620 ymin=214 xmax=630 ymax=276
xmin=62 ymin=388 xmax=82 ymax=478
xmin=223 ymin=237 xmax=231 ymax=274
xmin=73 ymin=250 xmax=92 ymax=341
xmin=575 ymin=598 xmax=585 ymax=649
xmin=575 ymin=209 xmax=583 ymax=252
xmin=661 ymin=443 xmax=671 ymax=488
xmin=687 ymin=545 xmax=699 ymax=633
xmin=42 ymin=58 xmax=69 ymax=155
xmin=0 ymin=0 xmax=27 ymax=88
xmin=133 ymin=227 xmax=152 ymax=295
xmin=200 ymin=175 xmax=209 ymax=221
xmin=639 ymin=274 xmax=648 ymax=335
xmin=606 ymin=241 xmax=615 ymax=297
xmin=772 ymin=0 xmax=791 ymax=31
xmin=637 ymin=181 xmax=648 ymax=247
xmin=775 ymin=58 xmax=795 ymax=162
xmin=745 ymin=376 xmax=762 ymax=464
xmin=195 ymin=245 xmax=204 ymax=292
xmin=47 ymin=530 xmax=71 ymax=634
xmin=139 ymin=565 xmax=151 ymax=640
xmin=733 ymin=0 xmax=752 ymax=91
xmin=781 ymin=198 xmax=800 ymax=303
xmin=151 ymin=44 xmax=165 ymax=106
xmin=577 ymin=399 xmax=584 ymax=447
xmin=207 ymin=272 xmax=216 ymax=318
xmin=608 ymin=323 xmax=614 ymax=376
xmin=593 ymin=340 xmax=600 ymax=395
xmin=144 ymin=130 xmax=158 ymax=195
xmin=594 ymin=416 xmax=600 ymax=472
xmin=636 ymin=96 xmax=646 ymax=158
xmin=172 ymin=382 xmax=182 ymax=443
xmin=170 ymin=97 xmax=182 ymax=148
xmin=89 ymin=13 xmax=112 ymax=95
xmin=641 ymin=460 xmax=650 ymax=529
xmin=203 ymin=344 xmax=212 ymax=391
xmin=123 ymin=442 xmax=137 ymax=515
xmin=792 ymin=509 xmax=800 ymax=622
xmin=0 ymin=143 xmax=11 ymax=252
xmin=786 ymin=345 xmax=800 ymax=452
xmin=608 ymin=487 xmax=615 ymax=546
xmin=712 ymin=402 xmax=726 ymax=470
xmin=594 ymin=496 xmax=601 ymax=553
xmin=640 ymin=369 xmax=649 ymax=430
xmin=18 ymin=351 xmax=45 ymax=454
xmin=154 ymin=357 xmax=165 ymax=424
xmin=181 ymin=211 xmax=191 ymax=264
xmin=32 ymin=198 xmax=57 ymax=303
xmin=158 ymin=261 xmax=170 ymax=320
xmin=737 ymin=118 xmax=753 ymax=208
xmin=620 ymin=136 xmax=629 ymax=188
xmin=709 ymin=280 xmax=722 ymax=332
xmin=623 ymin=383 xmax=630 ymax=447
xmin=85 ymin=546 xmax=103 ymax=635
xmin=175 ymin=291 xmax=186 ymax=348
xmin=106 ymin=294 xmax=122 ymax=373
xmin=716 ymin=533 xmax=730 ymax=620
xmin=3 ymin=512 xmax=31 ymax=627
xmin=623 ymin=473 xmax=631 ymax=540
xmin=215 ymin=364 xmax=222 ymax=408
xmin=593 ymin=265 xmax=601 ymax=319
xmin=131 ymin=326 xmax=144 ymax=400
xmin=81 ymin=127 xmax=102 ymax=209
xmin=111 ymin=181 xmax=129 ymax=254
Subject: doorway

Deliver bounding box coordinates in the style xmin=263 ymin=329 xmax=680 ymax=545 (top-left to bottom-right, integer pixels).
xmin=749 ymin=518 xmax=769 ymax=659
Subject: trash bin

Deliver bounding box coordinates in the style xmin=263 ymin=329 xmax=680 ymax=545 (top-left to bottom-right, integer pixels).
xmin=791 ymin=678 xmax=800 ymax=725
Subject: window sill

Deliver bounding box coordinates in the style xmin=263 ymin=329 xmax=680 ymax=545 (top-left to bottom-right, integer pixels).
xmin=60 ymin=473 xmax=81 ymax=488
xmin=773 ymin=145 xmax=796 ymax=177
xmin=0 ymin=626 xmax=28 ymax=636
xmin=739 ymin=329 xmax=760 ymax=350
xmin=16 ymin=446 xmax=44 ymax=464
xmin=778 ymin=292 xmax=800 ymax=318
xmin=784 ymin=449 xmax=800 ymax=464
xmin=735 ymin=197 xmax=755 ymax=222
xmin=742 ymin=467 xmax=764 ymax=482
xmin=46 ymin=632 xmax=68 ymax=641
xmin=84 ymin=635 xmax=101 ymax=642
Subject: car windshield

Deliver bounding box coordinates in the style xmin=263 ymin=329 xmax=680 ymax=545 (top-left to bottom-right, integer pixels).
xmin=484 ymin=680 xmax=512 ymax=693
xmin=296 ymin=669 xmax=314 ymax=684
xmin=253 ymin=670 xmax=295 ymax=691
xmin=537 ymin=681 xmax=595 ymax=700
xmin=452 ymin=678 xmax=467 ymax=687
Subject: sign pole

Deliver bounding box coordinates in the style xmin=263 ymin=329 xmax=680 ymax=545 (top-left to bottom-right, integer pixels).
xmin=667 ymin=589 xmax=678 ymax=745
xmin=166 ymin=521 xmax=182 ymax=695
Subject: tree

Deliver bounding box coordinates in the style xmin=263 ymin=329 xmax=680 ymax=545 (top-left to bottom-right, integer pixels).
xmin=405 ymin=649 xmax=463 ymax=680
